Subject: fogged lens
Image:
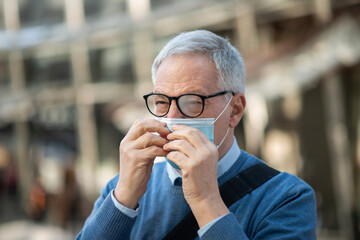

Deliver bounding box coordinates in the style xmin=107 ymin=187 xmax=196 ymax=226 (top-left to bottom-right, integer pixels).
xmin=178 ymin=95 xmax=203 ymax=117
xmin=146 ymin=94 xmax=170 ymax=116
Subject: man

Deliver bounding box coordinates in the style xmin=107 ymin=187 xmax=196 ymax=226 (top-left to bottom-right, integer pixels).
xmin=76 ymin=30 xmax=316 ymax=239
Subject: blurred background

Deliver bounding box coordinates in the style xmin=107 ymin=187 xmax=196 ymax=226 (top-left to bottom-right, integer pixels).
xmin=0 ymin=0 xmax=359 ymax=239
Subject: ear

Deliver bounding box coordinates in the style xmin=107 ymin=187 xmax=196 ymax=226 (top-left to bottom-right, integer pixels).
xmin=229 ymin=93 xmax=246 ymax=128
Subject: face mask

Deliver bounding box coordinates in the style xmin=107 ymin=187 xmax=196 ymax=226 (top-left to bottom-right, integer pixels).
xmin=157 ymin=96 xmax=233 ymax=170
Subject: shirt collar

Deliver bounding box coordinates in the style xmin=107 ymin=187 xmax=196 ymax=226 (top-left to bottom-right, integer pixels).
xmin=167 ymin=136 xmax=241 ymax=185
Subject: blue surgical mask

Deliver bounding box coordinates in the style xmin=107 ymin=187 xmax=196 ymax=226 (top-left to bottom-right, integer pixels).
xmin=157 ymin=96 xmax=233 ymax=170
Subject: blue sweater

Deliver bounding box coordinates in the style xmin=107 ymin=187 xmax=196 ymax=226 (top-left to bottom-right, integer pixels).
xmin=76 ymin=151 xmax=317 ymax=239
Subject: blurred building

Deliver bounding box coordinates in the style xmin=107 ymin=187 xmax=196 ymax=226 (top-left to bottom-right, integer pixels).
xmin=0 ymin=0 xmax=359 ymax=239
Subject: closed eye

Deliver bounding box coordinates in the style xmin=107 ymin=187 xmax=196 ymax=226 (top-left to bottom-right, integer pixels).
xmin=155 ymin=101 xmax=169 ymax=105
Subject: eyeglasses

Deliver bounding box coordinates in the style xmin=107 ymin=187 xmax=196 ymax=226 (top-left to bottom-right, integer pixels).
xmin=143 ymin=91 xmax=234 ymax=118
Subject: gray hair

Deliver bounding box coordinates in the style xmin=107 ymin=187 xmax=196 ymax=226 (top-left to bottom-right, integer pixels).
xmin=151 ymin=30 xmax=245 ymax=93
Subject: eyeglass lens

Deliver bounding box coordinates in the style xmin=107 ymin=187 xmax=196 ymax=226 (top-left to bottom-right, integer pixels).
xmin=146 ymin=94 xmax=203 ymax=117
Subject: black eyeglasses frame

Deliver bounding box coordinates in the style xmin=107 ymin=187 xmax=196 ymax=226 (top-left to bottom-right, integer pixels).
xmin=143 ymin=90 xmax=234 ymax=118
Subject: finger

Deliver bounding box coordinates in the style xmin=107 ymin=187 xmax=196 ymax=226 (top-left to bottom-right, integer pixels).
xmin=163 ymin=139 xmax=193 ymax=158
xmin=166 ymin=150 xmax=189 ymax=170
xmin=167 ymin=125 xmax=210 ymax=150
xmin=127 ymin=119 xmax=170 ymax=141
xmin=134 ymin=132 xmax=169 ymax=149
xmin=140 ymin=145 xmax=169 ymax=161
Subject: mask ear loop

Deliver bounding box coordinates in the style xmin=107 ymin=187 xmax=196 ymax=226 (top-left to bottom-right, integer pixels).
xmin=214 ymin=95 xmax=233 ymax=123
xmin=216 ymin=127 xmax=230 ymax=149
xmin=214 ymin=95 xmax=233 ymax=149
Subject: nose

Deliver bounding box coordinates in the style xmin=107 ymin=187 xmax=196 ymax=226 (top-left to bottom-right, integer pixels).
xmin=167 ymin=100 xmax=185 ymax=118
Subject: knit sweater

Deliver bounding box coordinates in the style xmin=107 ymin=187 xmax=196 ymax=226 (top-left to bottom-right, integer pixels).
xmin=76 ymin=151 xmax=317 ymax=239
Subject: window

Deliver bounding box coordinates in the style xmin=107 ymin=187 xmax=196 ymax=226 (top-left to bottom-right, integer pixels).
xmin=0 ymin=56 xmax=9 ymax=89
xmin=90 ymin=44 xmax=134 ymax=83
xmin=24 ymin=54 xmax=71 ymax=87
xmin=19 ymin=0 xmax=64 ymax=27
xmin=0 ymin=3 xmax=4 ymax=30
xmin=84 ymin=0 xmax=127 ymax=21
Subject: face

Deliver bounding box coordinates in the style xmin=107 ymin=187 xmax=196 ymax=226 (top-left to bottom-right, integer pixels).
xmin=154 ymin=53 xmax=239 ymax=157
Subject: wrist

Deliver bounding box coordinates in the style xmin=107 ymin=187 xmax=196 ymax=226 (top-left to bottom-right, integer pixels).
xmin=114 ymin=184 xmax=139 ymax=210
xmin=188 ymin=194 xmax=229 ymax=228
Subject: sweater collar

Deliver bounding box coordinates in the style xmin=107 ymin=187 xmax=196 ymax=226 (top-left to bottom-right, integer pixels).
xmin=166 ymin=136 xmax=241 ymax=185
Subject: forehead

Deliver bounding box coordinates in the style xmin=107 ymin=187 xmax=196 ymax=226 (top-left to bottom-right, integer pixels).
xmin=154 ymin=53 xmax=220 ymax=95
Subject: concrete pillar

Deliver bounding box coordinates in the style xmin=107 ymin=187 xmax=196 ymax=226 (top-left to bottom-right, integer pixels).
xmin=235 ymin=2 xmax=259 ymax=56
xmin=322 ymin=72 xmax=355 ymax=240
xmin=126 ymin=0 xmax=153 ymax=97
xmin=64 ymin=0 xmax=99 ymax=198
xmin=132 ymin=30 xmax=154 ymax=97
xmin=3 ymin=0 xmax=31 ymax=205
xmin=314 ymin=0 xmax=332 ymax=24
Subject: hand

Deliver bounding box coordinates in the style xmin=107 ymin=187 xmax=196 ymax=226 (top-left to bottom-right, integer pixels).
xmin=163 ymin=125 xmax=229 ymax=227
xmin=114 ymin=119 xmax=170 ymax=209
